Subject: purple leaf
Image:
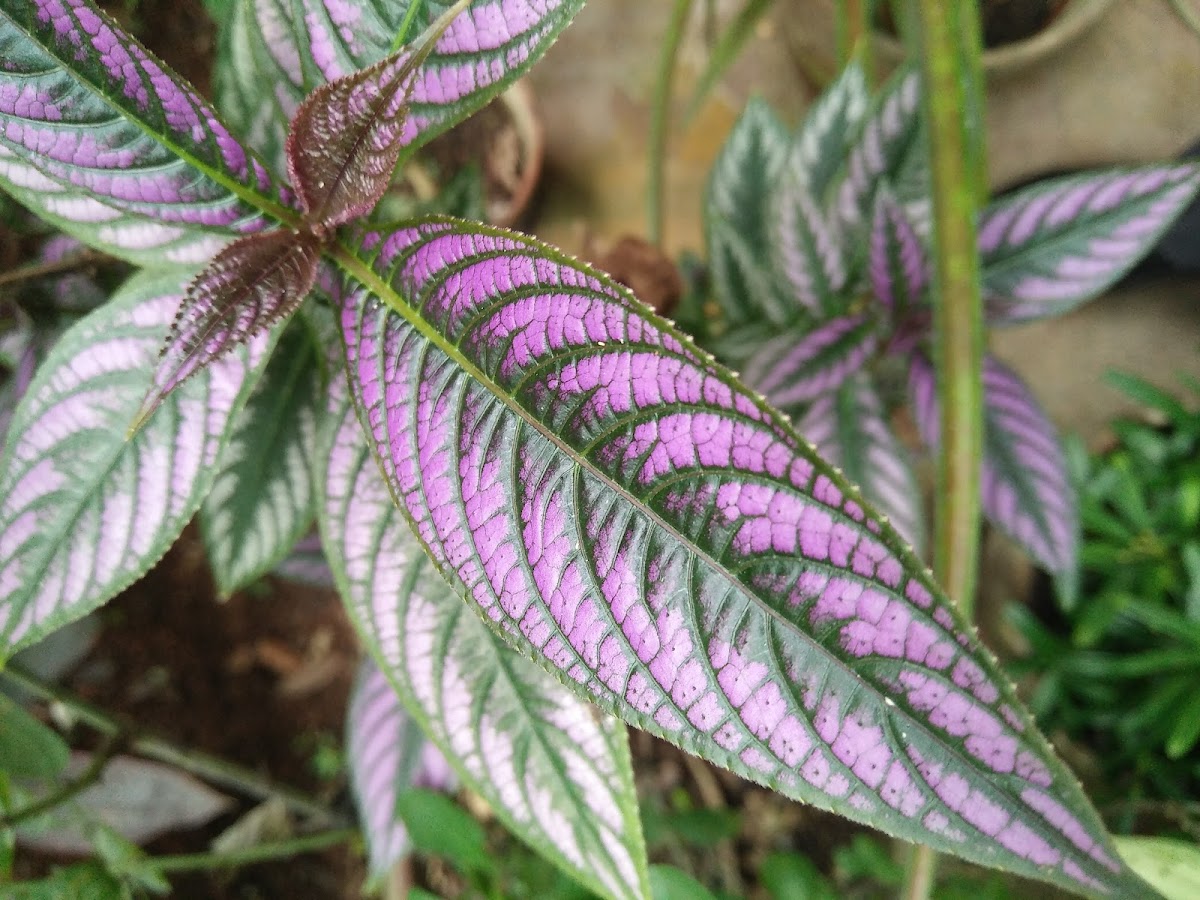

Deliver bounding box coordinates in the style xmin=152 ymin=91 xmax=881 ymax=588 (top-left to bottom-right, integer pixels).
xmin=798 ymin=372 xmax=925 ymax=555
xmin=200 ymin=322 xmax=321 ymax=597
xmin=741 ymin=316 xmax=878 ymax=410
xmin=319 ymin=367 xmax=650 ymax=899
xmin=869 ymin=186 xmax=928 ymax=319
xmin=0 ymin=269 xmax=273 ymax=658
xmin=347 ymin=658 xmax=456 ymax=877
xmin=705 ymin=98 xmax=793 ymax=324
xmin=908 ymin=352 xmax=1076 ymax=574
xmin=834 ymin=65 xmax=922 ymax=232
xmin=132 ymin=228 xmax=320 ymax=432
xmin=772 ymin=181 xmax=848 ymax=318
xmin=284 ymin=2 xmax=468 ymax=229
xmin=0 ymin=0 xmax=285 ymax=265
xmin=979 ymin=165 xmax=1200 ymax=323
xmin=217 ymin=0 xmax=584 ymax=178
xmin=15 ymin=753 xmax=233 ymax=854
xmin=336 ymin=218 xmax=1143 ymax=896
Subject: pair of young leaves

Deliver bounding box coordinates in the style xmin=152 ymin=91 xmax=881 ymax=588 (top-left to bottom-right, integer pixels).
xmin=132 ymin=1 xmax=468 ymax=432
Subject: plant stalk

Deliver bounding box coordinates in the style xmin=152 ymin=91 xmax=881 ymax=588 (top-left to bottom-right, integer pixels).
xmin=0 ymin=662 xmax=344 ymax=828
xmin=648 ymin=0 xmax=695 ymax=246
xmin=151 ymin=826 xmax=358 ymax=873
xmin=0 ymin=735 xmax=120 ymax=828
xmin=901 ymin=0 xmax=987 ymax=897
xmin=835 ymin=0 xmax=874 ymax=81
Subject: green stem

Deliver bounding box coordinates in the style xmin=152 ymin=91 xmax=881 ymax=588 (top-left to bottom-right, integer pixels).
xmin=902 ymin=0 xmax=987 ymax=896
xmin=647 ymin=0 xmax=695 ymax=246
xmin=152 ymin=827 xmax=358 ymax=873
xmin=0 ymin=663 xmax=343 ymax=828
xmin=389 ymin=0 xmax=428 ymax=54
xmin=835 ymin=0 xmax=874 ymax=82
xmin=0 ymin=736 xmax=119 ymax=828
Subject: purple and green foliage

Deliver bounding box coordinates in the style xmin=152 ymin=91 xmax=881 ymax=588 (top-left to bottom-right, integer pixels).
xmin=322 ymin=369 xmax=650 ymax=898
xmin=704 ymin=61 xmax=1200 ymax=580
xmin=0 ymin=0 xmax=1175 ymax=895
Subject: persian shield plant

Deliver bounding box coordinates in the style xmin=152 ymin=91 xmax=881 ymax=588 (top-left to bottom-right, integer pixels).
xmin=703 ymin=63 xmax=1200 ymax=585
xmin=0 ymin=0 xmax=1176 ymax=896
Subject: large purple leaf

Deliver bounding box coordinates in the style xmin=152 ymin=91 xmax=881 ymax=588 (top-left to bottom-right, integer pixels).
xmin=347 ymin=658 xmax=456 ymax=878
xmin=798 ymin=372 xmax=925 ymax=556
xmin=833 ymin=65 xmax=922 ymax=233
xmin=319 ymin=368 xmax=650 ymax=899
xmin=200 ymin=322 xmax=321 ymax=597
xmin=132 ymin=227 xmax=320 ymax=430
xmin=216 ymin=0 xmax=585 ymax=178
xmin=0 ymin=268 xmax=272 ymax=658
xmin=335 ymin=217 xmax=1145 ymax=896
xmin=978 ymin=165 xmax=1200 ymax=323
xmin=705 ymin=98 xmax=793 ymax=325
xmin=869 ymin=185 xmax=928 ymax=319
xmin=740 ymin=316 xmax=878 ymax=411
xmin=908 ymin=352 xmax=1076 ymax=575
xmin=0 ymin=0 xmax=287 ymax=266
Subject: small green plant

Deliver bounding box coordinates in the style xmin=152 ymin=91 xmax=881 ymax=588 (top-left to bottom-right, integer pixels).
xmin=1011 ymin=373 xmax=1200 ymax=814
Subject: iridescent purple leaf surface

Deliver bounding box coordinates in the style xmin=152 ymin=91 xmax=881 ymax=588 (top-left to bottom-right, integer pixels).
xmin=908 ymin=352 xmax=1076 ymax=575
xmin=741 ymin=316 xmax=878 ymax=411
xmin=285 ymin=2 xmax=466 ymax=229
xmin=785 ymin=62 xmax=867 ymax=201
xmin=200 ymin=322 xmax=321 ymax=597
xmin=979 ymin=165 xmax=1200 ymax=323
xmin=0 ymin=0 xmax=285 ymax=265
xmin=336 ymin=217 xmax=1144 ymax=896
xmin=319 ymin=369 xmax=650 ymax=899
xmin=771 ymin=181 xmax=848 ymax=318
xmin=133 ymin=228 xmax=320 ymax=431
xmin=219 ymin=0 xmax=584 ymax=181
xmin=347 ymin=658 xmax=456 ymax=878
xmin=798 ymin=372 xmax=924 ymax=556
xmin=0 ymin=268 xmax=272 ymax=658
xmin=869 ymin=186 xmax=927 ymax=318
xmin=705 ymin=98 xmax=793 ymax=324
xmin=834 ymin=65 xmax=922 ymax=232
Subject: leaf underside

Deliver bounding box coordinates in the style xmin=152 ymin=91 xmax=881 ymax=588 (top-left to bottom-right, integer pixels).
xmin=335 ymin=217 xmax=1142 ymax=897
xmin=321 ymin=368 xmax=651 ymax=899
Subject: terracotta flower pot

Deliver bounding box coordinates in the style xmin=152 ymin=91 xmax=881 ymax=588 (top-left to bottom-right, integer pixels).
xmin=874 ymin=0 xmax=1118 ymax=77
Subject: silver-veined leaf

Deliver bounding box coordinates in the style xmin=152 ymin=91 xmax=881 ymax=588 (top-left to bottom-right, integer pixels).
xmin=0 ymin=0 xmax=287 ymax=266
xmin=833 ymin=65 xmax=922 ymax=232
xmin=346 ymin=658 xmax=457 ymax=878
xmin=786 ymin=61 xmax=868 ymax=202
xmin=335 ymin=217 xmax=1145 ymax=897
xmin=0 ymin=268 xmax=273 ymax=658
xmin=216 ymin=0 xmax=585 ymax=177
xmin=319 ymin=367 xmax=651 ymax=900
xmin=705 ymin=98 xmax=793 ymax=325
xmin=741 ymin=316 xmax=878 ymax=411
xmin=869 ymin=185 xmax=927 ymax=319
xmin=797 ymin=372 xmax=924 ymax=556
xmin=771 ymin=181 xmax=848 ymax=318
xmin=201 ymin=321 xmax=321 ymax=597
xmin=979 ymin=165 xmax=1200 ymax=323
xmin=908 ymin=352 xmax=1076 ymax=574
